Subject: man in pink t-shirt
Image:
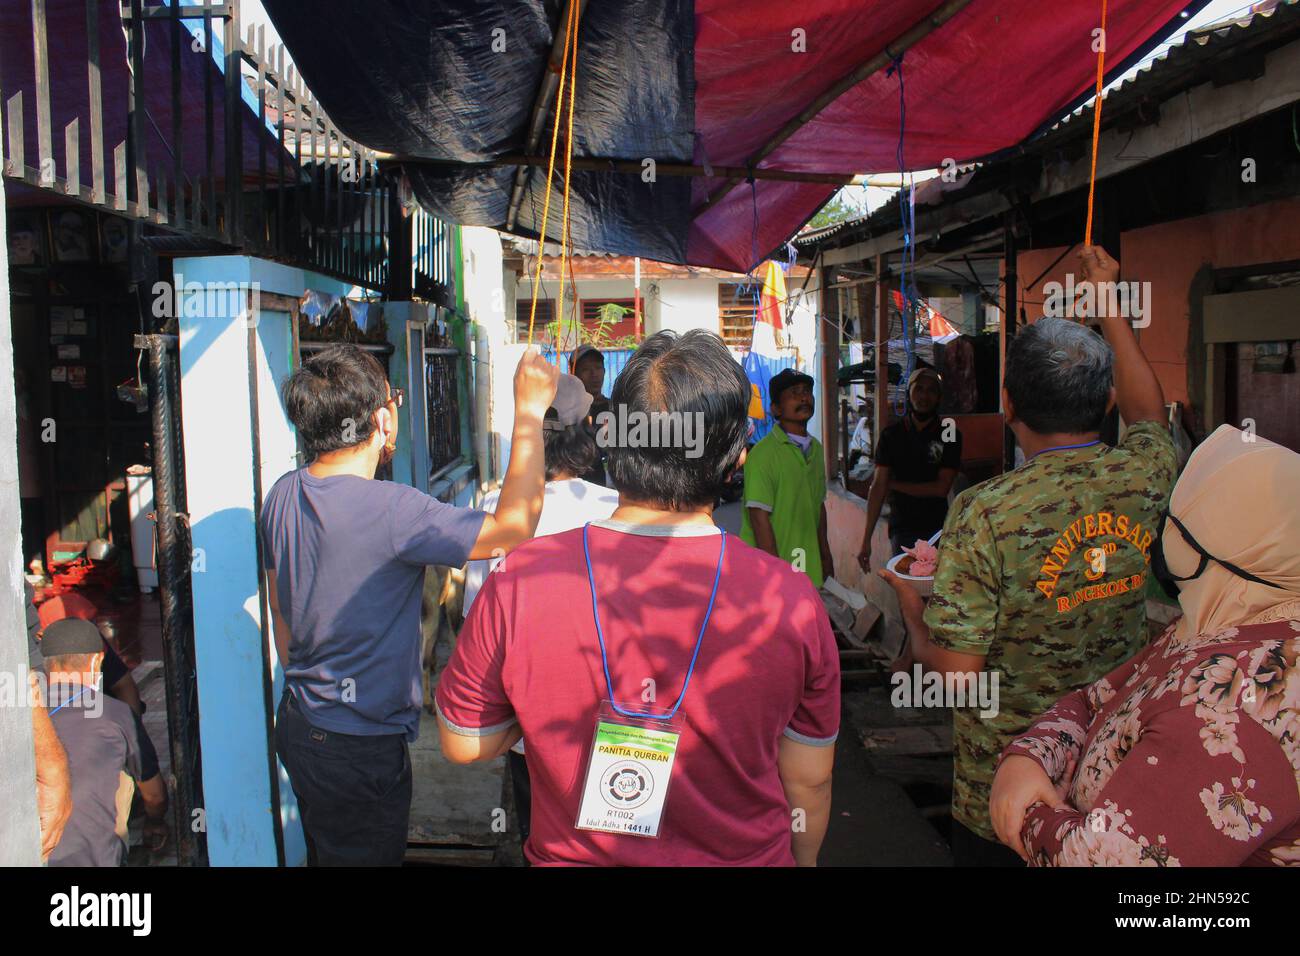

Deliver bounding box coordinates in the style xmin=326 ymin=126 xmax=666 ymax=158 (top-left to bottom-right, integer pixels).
xmin=437 ymin=330 xmax=839 ymax=866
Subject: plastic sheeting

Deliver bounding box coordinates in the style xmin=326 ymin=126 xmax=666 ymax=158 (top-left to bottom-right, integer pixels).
xmin=264 ymin=0 xmax=1203 ymax=272
xmin=264 ymin=0 xmax=695 ymax=262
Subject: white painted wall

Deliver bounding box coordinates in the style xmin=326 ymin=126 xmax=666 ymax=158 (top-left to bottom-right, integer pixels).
xmin=0 ymin=177 xmax=41 ymax=866
xmin=651 ymin=278 xmax=718 ymax=336
xmin=461 ymin=228 xmax=509 ymax=487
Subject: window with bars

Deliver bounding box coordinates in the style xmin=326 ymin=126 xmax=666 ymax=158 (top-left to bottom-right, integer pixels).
xmin=516 ymin=298 xmax=555 ymax=342
xmin=425 ymin=350 xmax=463 ymax=477
xmin=718 ymin=283 xmax=759 ymax=347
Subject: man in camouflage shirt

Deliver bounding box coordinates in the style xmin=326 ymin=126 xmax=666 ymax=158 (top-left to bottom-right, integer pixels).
xmin=881 ymin=246 xmax=1178 ymax=865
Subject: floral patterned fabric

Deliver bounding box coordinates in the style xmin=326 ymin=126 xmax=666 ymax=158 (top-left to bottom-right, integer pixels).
xmin=1003 ymin=617 xmax=1300 ymax=866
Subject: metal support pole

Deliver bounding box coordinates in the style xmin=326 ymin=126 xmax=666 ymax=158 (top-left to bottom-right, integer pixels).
xmin=144 ymin=335 xmax=204 ymax=867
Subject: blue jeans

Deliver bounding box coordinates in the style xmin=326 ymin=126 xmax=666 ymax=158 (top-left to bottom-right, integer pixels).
xmin=276 ymin=693 xmax=411 ymax=866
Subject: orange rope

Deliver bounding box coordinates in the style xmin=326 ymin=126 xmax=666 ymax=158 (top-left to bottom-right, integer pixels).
xmin=527 ymin=1 xmax=578 ymax=346
xmin=1084 ymin=0 xmax=1108 ymax=247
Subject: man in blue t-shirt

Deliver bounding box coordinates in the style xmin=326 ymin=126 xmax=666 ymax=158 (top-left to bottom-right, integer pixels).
xmin=261 ymin=343 xmax=556 ymax=866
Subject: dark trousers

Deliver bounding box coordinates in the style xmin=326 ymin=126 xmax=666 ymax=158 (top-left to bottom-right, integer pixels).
xmin=275 ymin=693 xmax=412 ymax=866
xmin=508 ymin=750 xmax=532 ymax=851
xmin=950 ymin=821 xmax=1025 ymax=867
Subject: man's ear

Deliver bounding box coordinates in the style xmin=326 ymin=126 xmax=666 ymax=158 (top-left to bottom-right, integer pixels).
xmin=1105 ymin=385 xmax=1117 ymax=415
xmin=1002 ymin=387 xmax=1016 ymax=426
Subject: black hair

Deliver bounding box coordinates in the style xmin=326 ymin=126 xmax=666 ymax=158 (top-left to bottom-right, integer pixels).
xmin=1004 ymin=317 xmax=1114 ymax=434
xmin=543 ymin=410 xmax=598 ymax=481
xmin=281 ymin=344 xmax=389 ymax=457
xmin=604 ymin=329 xmax=749 ymax=510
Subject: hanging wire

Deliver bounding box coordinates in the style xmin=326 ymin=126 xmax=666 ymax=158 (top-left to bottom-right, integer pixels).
xmin=887 ymin=52 xmax=918 ymax=416
xmin=739 ymin=175 xmax=765 ymax=349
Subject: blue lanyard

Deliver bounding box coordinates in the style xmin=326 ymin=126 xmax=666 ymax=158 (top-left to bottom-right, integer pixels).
xmin=582 ymin=523 xmax=725 ymax=721
xmin=49 ymin=685 xmax=91 ymax=715
xmin=1030 ymin=440 xmax=1101 ymax=459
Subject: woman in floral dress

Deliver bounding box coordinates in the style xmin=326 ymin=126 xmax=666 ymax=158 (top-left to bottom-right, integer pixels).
xmin=989 ymin=425 xmax=1300 ymax=866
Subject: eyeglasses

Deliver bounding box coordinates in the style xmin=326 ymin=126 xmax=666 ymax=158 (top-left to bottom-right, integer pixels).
xmin=387 ymin=387 xmax=404 ymax=409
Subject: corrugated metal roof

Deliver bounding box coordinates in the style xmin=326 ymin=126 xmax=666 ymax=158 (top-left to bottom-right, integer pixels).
xmin=796 ymin=219 xmax=860 ymax=244
xmin=1043 ymin=0 xmax=1300 ymax=140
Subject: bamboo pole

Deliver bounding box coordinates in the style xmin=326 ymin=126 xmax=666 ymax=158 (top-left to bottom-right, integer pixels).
xmin=504 ymin=0 xmax=589 ymax=230
xmin=385 ymin=152 xmax=916 ymax=187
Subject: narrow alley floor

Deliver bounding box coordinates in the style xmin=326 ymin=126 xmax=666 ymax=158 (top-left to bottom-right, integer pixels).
xmin=823 ymin=682 xmax=954 ymax=866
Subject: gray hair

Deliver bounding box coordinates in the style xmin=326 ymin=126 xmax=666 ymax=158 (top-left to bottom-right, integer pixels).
xmin=1004 ymin=318 xmax=1114 ymax=434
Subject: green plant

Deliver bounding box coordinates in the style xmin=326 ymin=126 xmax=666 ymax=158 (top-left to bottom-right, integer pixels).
xmin=585 ymin=302 xmax=634 ymax=348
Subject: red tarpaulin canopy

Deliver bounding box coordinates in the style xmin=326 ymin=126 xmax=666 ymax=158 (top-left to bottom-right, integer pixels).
xmin=264 ymin=0 xmax=1207 ymax=271
xmin=689 ymin=0 xmax=1202 ymax=270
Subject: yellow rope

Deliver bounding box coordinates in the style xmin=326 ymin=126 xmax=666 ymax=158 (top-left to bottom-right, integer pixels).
xmin=527 ymin=2 xmax=579 ymax=346
xmin=555 ymin=2 xmax=579 ymax=350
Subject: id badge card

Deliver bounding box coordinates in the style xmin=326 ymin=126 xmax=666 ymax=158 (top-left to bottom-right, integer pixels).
xmin=575 ymin=701 xmax=682 ymax=839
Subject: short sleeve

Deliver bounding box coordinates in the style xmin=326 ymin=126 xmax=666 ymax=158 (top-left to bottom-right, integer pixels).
xmin=25 ymin=581 xmax=42 ymax=670
xmin=874 ymin=425 xmax=897 ymax=467
xmin=461 ymin=492 xmax=502 ymax=614
xmin=941 ymin=429 xmax=963 ymax=470
xmin=434 ymin=574 xmax=517 ymax=736
xmin=924 ymin=491 xmax=1000 ymax=655
xmin=121 ymin=705 xmax=145 ymax=781
xmin=389 ymin=485 xmax=487 ymax=568
xmin=784 ymin=590 xmax=841 ymax=746
xmin=257 ymin=494 xmax=278 ymax=567
xmin=813 ymin=441 xmax=827 ymax=505
xmin=259 ymin=482 xmax=280 ymax=570
xmin=743 ymin=445 xmax=777 ymax=512
xmin=100 ymin=639 xmax=129 ymax=689
xmin=1118 ymin=419 xmax=1178 ymax=493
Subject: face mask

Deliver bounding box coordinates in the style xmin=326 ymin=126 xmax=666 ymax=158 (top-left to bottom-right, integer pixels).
xmin=1151 ymin=510 xmax=1286 ymax=591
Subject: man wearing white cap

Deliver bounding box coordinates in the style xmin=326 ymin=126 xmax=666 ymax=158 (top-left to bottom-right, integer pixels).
xmin=461 ymin=373 xmax=619 ymax=848
xmin=464 ymin=374 xmax=618 ymax=609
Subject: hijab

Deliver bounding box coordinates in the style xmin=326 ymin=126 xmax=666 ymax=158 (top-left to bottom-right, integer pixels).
xmin=1166 ymin=424 xmax=1300 ymax=642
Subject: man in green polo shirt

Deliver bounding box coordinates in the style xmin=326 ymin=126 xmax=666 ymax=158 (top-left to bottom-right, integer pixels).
xmin=741 ymin=369 xmax=834 ymax=587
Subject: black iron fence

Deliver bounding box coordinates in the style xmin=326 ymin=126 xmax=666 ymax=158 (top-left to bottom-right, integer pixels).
xmin=2 ymin=0 xmax=396 ymax=291
xmin=412 ymin=208 xmax=457 ymax=308
xmin=425 ymin=347 xmax=462 ymax=478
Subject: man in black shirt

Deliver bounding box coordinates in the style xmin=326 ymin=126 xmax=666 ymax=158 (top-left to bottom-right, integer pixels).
xmin=857 ymin=368 xmax=962 ymax=568
xmin=570 ymin=344 xmax=610 ymax=487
